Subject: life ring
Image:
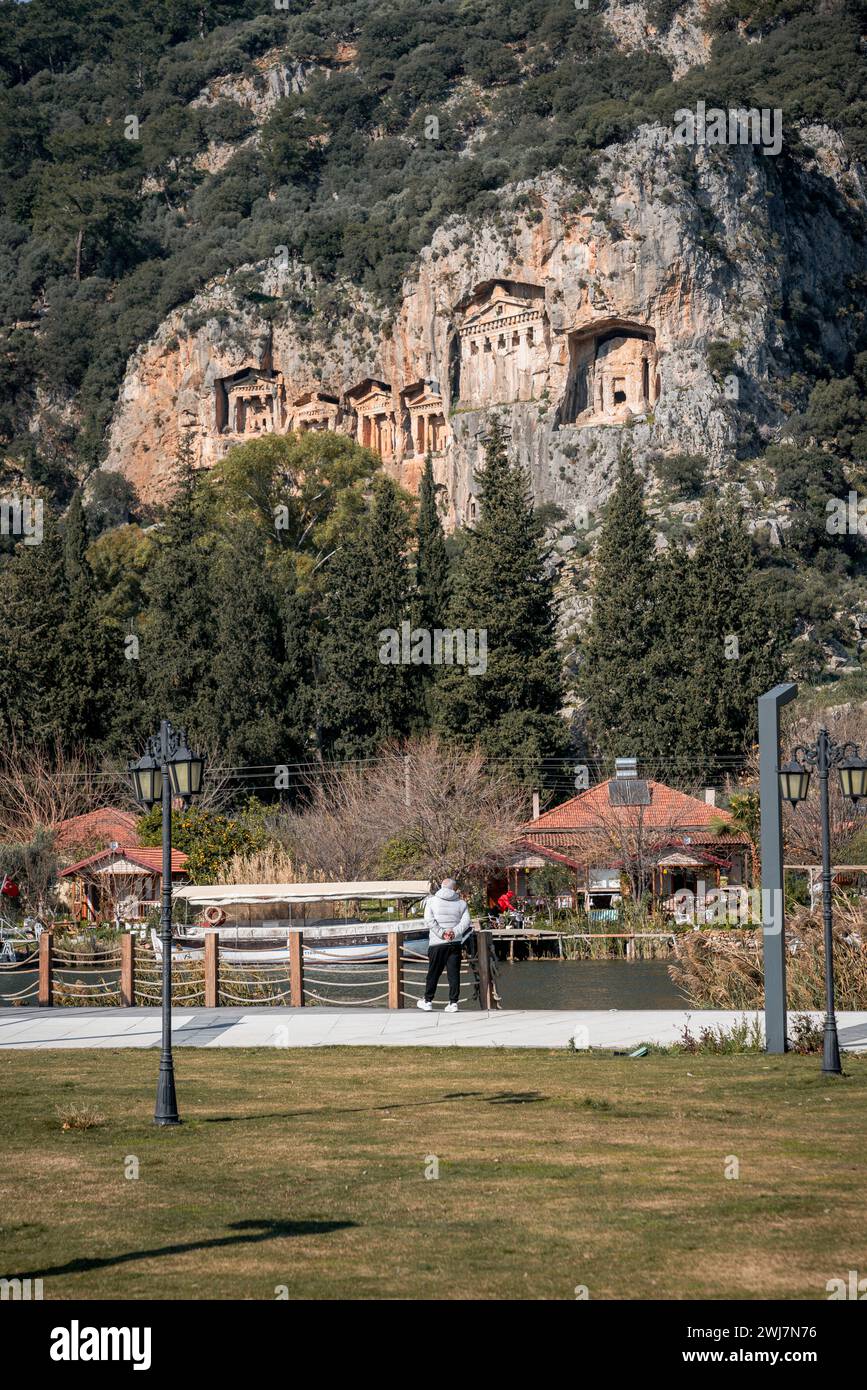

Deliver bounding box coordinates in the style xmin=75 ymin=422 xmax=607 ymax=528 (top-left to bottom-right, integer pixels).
xmin=203 ymin=905 xmax=227 ymax=926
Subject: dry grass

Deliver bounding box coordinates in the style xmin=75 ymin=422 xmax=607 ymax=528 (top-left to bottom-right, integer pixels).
xmin=1 ymin=1048 xmax=864 ymax=1300
xmin=56 ymin=1104 xmax=106 ymax=1132
xmin=670 ymin=900 xmax=867 ymax=1010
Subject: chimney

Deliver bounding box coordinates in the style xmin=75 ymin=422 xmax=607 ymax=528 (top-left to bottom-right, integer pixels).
xmin=704 ymin=788 xmax=716 ymax=807
xmin=614 ymin=757 xmax=638 ymax=780
xmin=532 ymin=790 xmax=540 ymax=820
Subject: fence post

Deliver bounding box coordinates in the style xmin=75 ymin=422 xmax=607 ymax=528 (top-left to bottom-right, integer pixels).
xmin=388 ymin=930 xmax=404 ymax=1009
xmin=120 ymin=933 xmax=135 ymax=1006
xmin=38 ymin=931 xmax=53 ymax=1007
xmin=476 ymin=924 xmax=493 ymax=1011
xmin=204 ymin=932 xmax=219 ymax=1009
xmin=289 ymin=929 xmax=304 ymax=1007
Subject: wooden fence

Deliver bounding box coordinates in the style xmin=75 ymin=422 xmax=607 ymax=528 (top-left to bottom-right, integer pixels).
xmin=35 ymin=928 xmax=498 ymax=1010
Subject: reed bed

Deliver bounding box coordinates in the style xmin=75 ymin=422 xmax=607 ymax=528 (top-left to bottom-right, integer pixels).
xmin=669 ymin=900 xmax=867 ymax=1010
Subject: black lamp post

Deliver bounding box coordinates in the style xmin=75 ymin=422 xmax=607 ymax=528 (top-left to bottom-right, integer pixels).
xmin=129 ymin=720 xmax=204 ymax=1124
xmin=779 ymin=729 xmax=866 ymax=1076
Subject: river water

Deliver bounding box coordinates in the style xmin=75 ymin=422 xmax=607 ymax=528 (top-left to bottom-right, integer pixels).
xmin=0 ymin=959 xmax=688 ymax=1010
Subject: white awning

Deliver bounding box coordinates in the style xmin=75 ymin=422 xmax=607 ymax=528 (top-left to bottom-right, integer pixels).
xmin=173 ymin=879 xmax=430 ymax=907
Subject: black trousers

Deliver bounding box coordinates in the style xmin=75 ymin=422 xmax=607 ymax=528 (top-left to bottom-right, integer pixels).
xmin=425 ymin=942 xmax=462 ymax=1003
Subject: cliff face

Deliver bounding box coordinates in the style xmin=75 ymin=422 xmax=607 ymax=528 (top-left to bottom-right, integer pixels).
xmin=105 ymin=121 xmax=867 ymax=531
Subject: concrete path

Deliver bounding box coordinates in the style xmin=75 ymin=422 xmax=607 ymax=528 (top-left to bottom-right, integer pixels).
xmin=2 ymin=1007 xmax=867 ymax=1050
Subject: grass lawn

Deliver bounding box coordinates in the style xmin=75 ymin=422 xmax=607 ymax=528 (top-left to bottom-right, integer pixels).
xmin=1 ymin=1048 xmax=864 ymax=1300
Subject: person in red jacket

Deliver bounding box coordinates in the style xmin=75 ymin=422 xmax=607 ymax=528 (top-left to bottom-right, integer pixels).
xmin=497 ymin=889 xmax=516 ymax=915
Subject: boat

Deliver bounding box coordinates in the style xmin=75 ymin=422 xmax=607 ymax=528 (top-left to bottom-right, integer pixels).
xmin=149 ymin=879 xmax=432 ymax=964
xmin=149 ymin=926 xmax=430 ymax=964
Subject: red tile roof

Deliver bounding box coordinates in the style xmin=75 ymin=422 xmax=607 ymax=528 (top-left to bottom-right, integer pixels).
xmin=56 ymin=807 xmax=141 ymax=851
xmin=60 ymin=847 xmax=189 ymax=878
xmin=525 ymin=780 xmax=735 ymax=834
xmin=510 ymin=839 xmax=583 ymax=869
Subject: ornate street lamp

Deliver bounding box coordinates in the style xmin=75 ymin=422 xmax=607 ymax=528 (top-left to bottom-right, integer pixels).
xmin=779 ymin=729 xmax=864 ymax=1076
xmin=129 ymin=720 xmax=205 ymax=1125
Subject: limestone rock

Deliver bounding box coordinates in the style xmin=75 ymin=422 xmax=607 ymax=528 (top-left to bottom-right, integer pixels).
xmin=103 ymin=125 xmax=867 ymax=538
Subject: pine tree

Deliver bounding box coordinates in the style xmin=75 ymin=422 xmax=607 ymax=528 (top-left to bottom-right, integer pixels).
xmin=317 ymin=475 xmax=417 ymax=760
xmin=579 ymin=450 xmax=661 ymax=761
xmin=432 ymin=419 xmax=566 ymax=781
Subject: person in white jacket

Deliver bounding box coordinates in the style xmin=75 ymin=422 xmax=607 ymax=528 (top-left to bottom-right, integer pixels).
xmin=418 ymin=878 xmax=472 ymax=1012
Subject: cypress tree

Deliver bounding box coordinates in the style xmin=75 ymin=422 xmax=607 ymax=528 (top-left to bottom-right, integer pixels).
xmin=140 ymin=441 xmax=215 ymax=741
xmin=432 ymin=418 xmax=566 ymax=781
xmin=579 ymin=450 xmax=661 ymax=761
xmin=204 ymin=521 xmax=312 ymax=771
xmin=317 ymin=475 xmax=416 ymax=759
xmin=59 ymin=490 xmax=118 ymax=746
xmin=415 ymin=452 xmax=451 ymax=630
xmin=668 ymin=495 xmax=785 ymax=780
xmin=0 ymin=505 xmax=70 ymax=744
xmin=413 ymin=452 xmax=451 ymax=724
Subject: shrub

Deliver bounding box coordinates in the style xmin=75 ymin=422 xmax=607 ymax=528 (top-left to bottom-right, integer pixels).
xmin=707 ymin=340 xmax=738 ymax=379
xmin=652 ymin=452 xmax=707 ymax=498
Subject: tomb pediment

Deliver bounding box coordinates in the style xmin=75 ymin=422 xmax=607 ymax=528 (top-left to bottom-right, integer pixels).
xmin=225 ymin=369 xmax=278 ymax=395
xmin=461 ymin=297 xmax=544 ymax=339
xmin=346 ymin=378 xmax=392 ymax=413
xmin=403 ymin=382 xmax=444 ymax=412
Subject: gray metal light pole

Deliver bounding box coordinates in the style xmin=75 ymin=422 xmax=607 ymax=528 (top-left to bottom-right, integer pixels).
xmin=129 ymin=721 xmax=204 ymax=1126
xmin=758 ymin=682 xmax=797 ymax=1054
xmin=778 ymin=728 xmax=867 ymax=1075
xmin=156 ymin=720 xmax=180 ymax=1125
xmin=814 ymin=730 xmax=842 ymax=1076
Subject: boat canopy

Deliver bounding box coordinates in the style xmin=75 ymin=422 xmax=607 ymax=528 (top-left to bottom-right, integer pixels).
xmin=173 ymin=879 xmax=431 ymax=907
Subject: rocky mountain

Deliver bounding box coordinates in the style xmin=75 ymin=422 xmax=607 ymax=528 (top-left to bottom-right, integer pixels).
xmin=105 ymin=117 xmax=867 ymax=539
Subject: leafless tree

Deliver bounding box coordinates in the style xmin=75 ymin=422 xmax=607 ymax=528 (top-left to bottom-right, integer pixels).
xmin=578 ymin=783 xmax=708 ymax=899
xmin=781 ymin=704 xmax=867 ymax=863
xmin=273 ymin=736 xmax=529 ymax=885
xmin=0 ymin=738 xmax=122 ymax=843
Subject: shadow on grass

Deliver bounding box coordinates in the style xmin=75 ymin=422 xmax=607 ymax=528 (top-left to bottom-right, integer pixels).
xmin=14 ymin=1218 xmax=354 ymax=1281
xmin=201 ymin=1089 xmax=547 ymax=1125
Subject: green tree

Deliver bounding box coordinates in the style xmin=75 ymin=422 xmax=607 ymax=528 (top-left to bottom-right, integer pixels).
xmin=579 ymin=450 xmax=661 ymax=759
xmin=665 ymin=495 xmax=785 ymax=780
xmin=32 ymin=122 xmax=142 ymax=281
xmin=0 ymin=505 xmax=69 ymax=743
xmin=137 ymin=802 xmax=267 ymax=880
xmin=140 ymin=442 xmax=214 ymax=741
xmin=210 ymin=431 xmax=380 ymax=589
xmin=317 ymin=475 xmax=417 ymax=759
xmin=58 ymin=489 xmax=120 ymax=746
xmin=258 ymin=95 xmax=323 ymax=187
xmin=433 ymin=419 xmax=566 ymax=780
xmin=415 ymin=452 xmax=451 ymax=628
xmin=203 ymin=521 xmax=312 ymax=771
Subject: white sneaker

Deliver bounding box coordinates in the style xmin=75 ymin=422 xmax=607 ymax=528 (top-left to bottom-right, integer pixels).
xmin=416 ymin=999 xmax=433 ymax=1011
xmin=444 ymin=1002 xmax=459 ymax=1013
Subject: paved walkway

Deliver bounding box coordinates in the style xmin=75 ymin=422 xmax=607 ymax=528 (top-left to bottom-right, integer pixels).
xmin=2 ymin=1008 xmax=867 ymax=1050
